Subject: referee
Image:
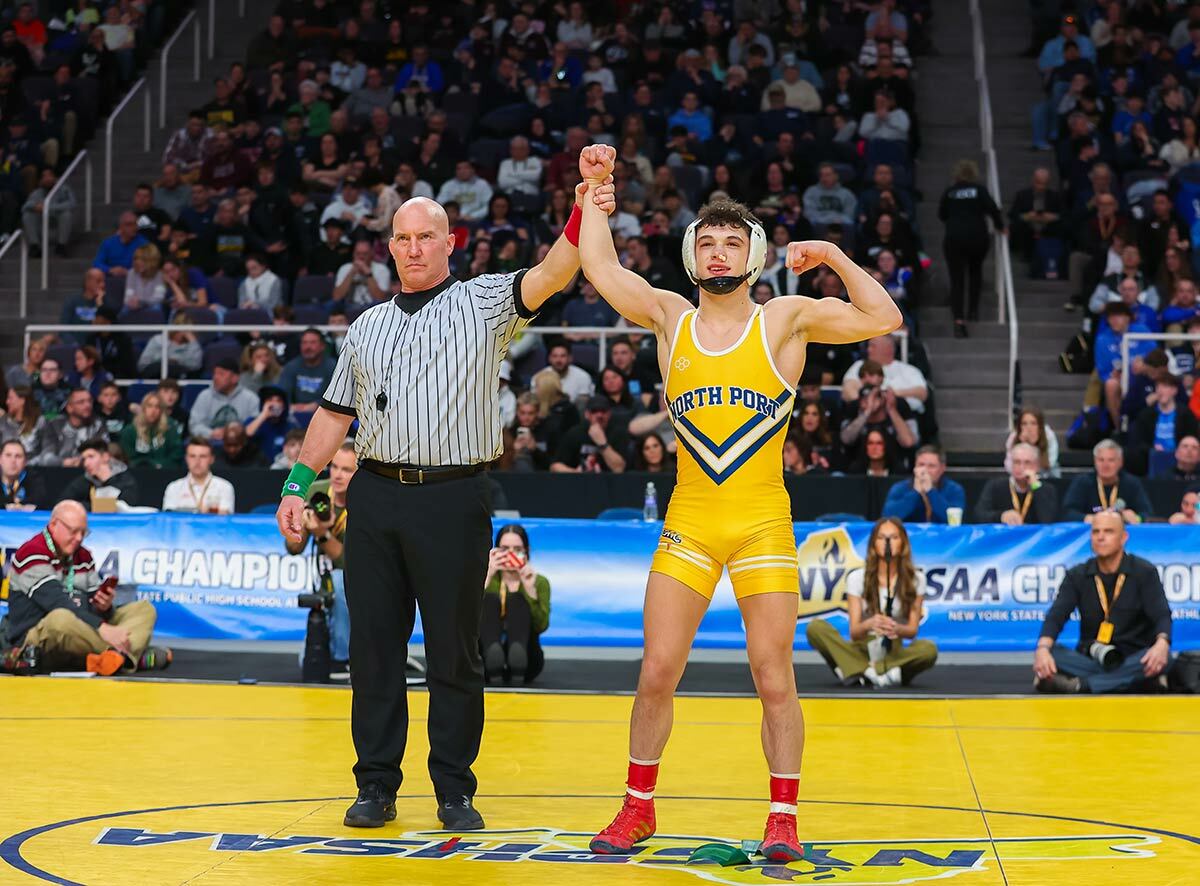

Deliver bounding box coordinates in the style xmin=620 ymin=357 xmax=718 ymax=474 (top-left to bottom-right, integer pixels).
xmin=277 ymin=177 xmax=616 ymax=830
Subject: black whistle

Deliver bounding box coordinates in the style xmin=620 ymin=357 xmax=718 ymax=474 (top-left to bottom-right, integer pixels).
xmin=375 ymin=391 xmax=388 ymax=411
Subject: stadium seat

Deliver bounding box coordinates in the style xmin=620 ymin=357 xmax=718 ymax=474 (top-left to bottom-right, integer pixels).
xmin=570 ymin=342 xmax=600 ymax=373
xmin=223 ymin=308 xmax=272 ymax=329
xmin=105 ymin=273 xmax=127 ymax=311
xmin=120 ymin=307 xmax=168 ymax=342
xmin=124 ymin=382 xmax=157 ymax=405
xmin=292 ymin=304 xmax=330 ymax=326
xmin=46 ymin=343 xmax=76 ymax=372
xmin=292 ymin=275 xmax=334 ymax=305
xmin=207 ymin=276 xmax=240 ymax=309
xmin=1149 ymin=450 xmax=1177 ymax=478
xmin=597 ymin=508 xmax=644 ymax=521
xmin=181 ymin=307 xmax=221 ymax=345
xmin=202 ymin=340 xmax=243 ymax=374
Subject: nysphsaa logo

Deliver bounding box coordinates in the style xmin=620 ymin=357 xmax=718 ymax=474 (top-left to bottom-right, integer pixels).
xmin=795 ymin=527 xmax=864 ymax=620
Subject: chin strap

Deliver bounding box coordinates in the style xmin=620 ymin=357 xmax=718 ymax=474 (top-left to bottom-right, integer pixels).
xmin=698 ymin=273 xmax=751 ymax=295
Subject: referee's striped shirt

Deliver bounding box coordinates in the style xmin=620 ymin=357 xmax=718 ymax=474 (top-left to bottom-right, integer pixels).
xmin=320 ymin=270 xmax=533 ymax=466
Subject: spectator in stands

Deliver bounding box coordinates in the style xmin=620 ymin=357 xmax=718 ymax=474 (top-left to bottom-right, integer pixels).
xmin=498 ymin=135 xmax=544 ymax=205
xmin=1169 ymin=487 xmax=1199 ymax=524
xmin=1163 ymin=279 xmax=1200 ymax=334
xmin=179 ymin=184 xmax=215 ymax=239
xmin=246 ymin=14 xmax=293 ymax=70
xmin=68 ymin=347 xmax=111 ymax=400
xmin=131 ymin=182 xmax=171 ymax=244
xmin=551 ymin=396 xmax=628 ymax=474
xmin=843 ymin=336 xmax=928 ymax=415
xmin=119 ymin=392 xmax=182 ymax=469
xmin=122 ymin=244 xmax=167 ymax=312
xmin=278 ymin=328 xmax=337 ymax=420
xmin=1034 ymin=511 xmax=1172 ymax=694
xmin=882 ymin=445 xmax=965 ymax=523
xmin=5 ymin=337 xmax=47 ymax=389
xmin=271 ymin=427 xmax=304 ymax=470
xmin=1009 ymin=167 xmax=1063 ymax=266
xmin=154 ymin=163 xmax=190 ymax=221
xmin=87 ymin=307 xmax=137 ymax=379
xmin=200 ymin=131 xmax=253 ymax=192
xmin=1128 ymin=374 xmax=1199 ymax=474
xmin=975 ymin=443 xmax=1060 ymax=525
xmin=846 ymin=428 xmax=903 ymax=477
xmin=289 ymin=79 xmax=332 ymax=138
xmin=859 ymin=89 xmax=910 ymax=141
xmin=162 ymin=438 xmax=234 ymax=514
xmin=481 ymin=523 xmax=551 ymax=684
xmin=95 ymin=383 xmax=130 ymax=438
xmin=199 ymin=199 xmax=259 ymax=278
xmin=188 ymin=358 xmax=259 ymax=442
xmin=239 ymin=342 xmax=282 ymax=394
xmin=939 ymin=159 xmax=1005 ymax=337
xmin=1061 ymin=439 xmax=1153 ymax=523
xmin=98 ymin=4 xmax=136 ymax=83
xmin=803 ymin=164 xmax=856 ymax=229
xmin=32 ymin=358 xmax=70 ymax=419
xmin=1089 ymin=256 xmax=1160 ymax=323
xmin=633 ymin=431 xmax=675 ymax=474
xmin=92 ymin=211 xmax=147 ymax=276
xmin=0 ymin=439 xmax=46 ymax=510
xmin=807 ymin=517 xmax=937 ymax=688
xmin=320 ymin=176 xmax=372 ymax=230
xmin=4 ymin=500 xmax=167 ymax=675
xmin=563 ymin=280 xmax=620 ymax=339
xmin=840 ymin=358 xmax=917 ymax=454
xmin=215 ymin=421 xmax=267 ymax=469
xmin=1172 ymin=435 xmax=1200 ymax=482
xmin=308 ymin=217 xmax=351 ymax=276
xmin=1 ymin=386 xmax=51 ymax=465
xmin=59 ymin=270 xmax=106 ymax=341
xmin=1096 ymin=303 xmax=1156 ymax=427
xmin=137 ymin=315 xmax=202 ymax=379
xmin=435 ymin=160 xmax=493 ymax=223
xmin=245 ymin=385 xmax=300 ymax=463
xmin=1004 ymin=406 xmax=1060 ymax=477
xmin=333 ymin=239 xmax=390 ymax=308
xmin=21 ymin=167 xmax=74 ymax=258
xmin=162 ymin=111 xmax=211 ymax=182
xmin=61 ymin=437 xmax=140 ymax=510
xmin=343 ymin=66 xmax=390 ymax=124
xmin=237 ymin=253 xmax=284 ymax=311
xmin=45 ymin=389 xmax=106 ymax=468
xmin=156 ymin=378 xmax=189 ymax=428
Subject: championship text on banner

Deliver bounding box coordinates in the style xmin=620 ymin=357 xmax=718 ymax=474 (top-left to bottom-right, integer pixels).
xmin=0 ymin=515 xmax=1197 ymax=650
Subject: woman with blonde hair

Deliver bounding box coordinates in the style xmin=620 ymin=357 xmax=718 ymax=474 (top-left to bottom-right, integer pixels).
xmin=807 ymin=517 xmax=938 ymax=688
xmin=239 ymin=342 xmax=282 ymax=394
xmin=119 ymin=392 xmax=183 ymax=468
xmin=124 ymin=243 xmax=167 ymax=311
xmin=938 ymin=158 xmax=1005 ymax=338
xmin=531 ymin=370 xmax=579 ymax=452
xmin=1003 ymin=406 xmax=1060 ymax=477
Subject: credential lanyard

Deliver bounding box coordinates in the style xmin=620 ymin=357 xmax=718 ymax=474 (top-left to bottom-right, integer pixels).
xmin=42 ymin=528 xmax=74 ymax=595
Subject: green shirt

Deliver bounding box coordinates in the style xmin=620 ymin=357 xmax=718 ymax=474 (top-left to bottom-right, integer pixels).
xmin=119 ymin=420 xmax=183 ymax=469
xmin=485 ymin=573 xmax=551 ymax=635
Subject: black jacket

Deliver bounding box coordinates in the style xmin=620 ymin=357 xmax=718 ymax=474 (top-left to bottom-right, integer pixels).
xmin=61 ymin=467 xmax=140 ymax=510
xmin=938 ymin=180 xmax=1004 ymax=245
xmin=1060 ymin=471 xmax=1154 ymax=521
xmin=1129 ymin=405 xmax=1200 ymax=471
xmin=0 ymin=469 xmax=48 ymax=509
xmin=973 ymin=477 xmax=1059 ymax=525
xmin=1040 ymin=553 xmax=1172 ymax=656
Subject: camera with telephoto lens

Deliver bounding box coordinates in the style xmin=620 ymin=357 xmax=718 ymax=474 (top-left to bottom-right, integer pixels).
xmin=309 ymin=491 xmax=332 ymax=522
xmin=1090 ymin=641 xmax=1123 ymax=671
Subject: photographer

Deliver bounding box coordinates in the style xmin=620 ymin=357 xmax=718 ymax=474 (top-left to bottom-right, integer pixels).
xmin=285 ymin=440 xmax=357 ymax=672
xmin=1034 ymin=510 xmax=1173 ymax=694
xmin=806 ymin=518 xmax=937 ymax=688
xmin=839 ymin=361 xmax=917 ymax=458
xmin=481 ymin=523 xmax=551 ymax=684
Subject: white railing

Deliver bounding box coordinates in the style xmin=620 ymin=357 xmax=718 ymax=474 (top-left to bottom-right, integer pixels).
xmin=41 ymin=151 xmax=93 ymax=289
xmin=1120 ymin=332 xmax=1200 ymax=395
xmin=105 ymin=78 xmax=152 ymax=205
xmin=8 ymin=232 xmax=29 ymax=318
xmin=23 ymin=322 xmax=908 ymax=381
xmin=160 ymin=10 xmax=200 ymax=128
xmin=208 ymin=0 xmax=216 ymax=60
xmin=969 ymin=0 xmax=1019 ymax=427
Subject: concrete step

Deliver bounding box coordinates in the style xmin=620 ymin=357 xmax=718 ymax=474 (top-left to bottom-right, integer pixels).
xmin=936 ymin=388 xmax=1010 ymax=410
xmin=939 ymin=427 xmax=1011 ymax=451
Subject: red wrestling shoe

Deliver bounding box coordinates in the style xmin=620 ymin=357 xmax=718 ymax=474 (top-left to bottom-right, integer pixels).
xmin=761 ymin=812 xmax=805 ymax=862
xmin=590 ymin=794 xmax=656 ymax=854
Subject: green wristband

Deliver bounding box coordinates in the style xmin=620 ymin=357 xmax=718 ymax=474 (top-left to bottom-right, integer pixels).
xmin=281 ymin=463 xmax=317 ymax=500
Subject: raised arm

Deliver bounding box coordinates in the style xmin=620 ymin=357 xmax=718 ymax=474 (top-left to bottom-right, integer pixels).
xmin=519 ymin=174 xmax=617 ymax=314
xmin=577 ymin=144 xmax=690 ymax=335
xmin=779 ymin=240 xmax=903 ymax=344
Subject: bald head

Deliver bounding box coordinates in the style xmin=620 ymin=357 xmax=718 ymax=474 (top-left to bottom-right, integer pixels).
xmin=49 ymin=499 xmax=88 ymax=555
xmin=52 ymin=500 xmax=86 ymax=523
xmin=388 ymin=197 xmax=455 ymax=292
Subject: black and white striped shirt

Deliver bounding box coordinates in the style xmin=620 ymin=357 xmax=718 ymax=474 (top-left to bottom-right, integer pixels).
xmin=321 ymin=270 xmax=533 ymax=465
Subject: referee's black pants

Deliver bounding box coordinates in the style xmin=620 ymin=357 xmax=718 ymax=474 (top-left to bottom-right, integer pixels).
xmin=343 ymin=467 xmax=492 ymax=799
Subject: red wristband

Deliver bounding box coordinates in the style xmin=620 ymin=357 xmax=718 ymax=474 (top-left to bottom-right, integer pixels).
xmin=563 ymin=204 xmax=582 ymax=247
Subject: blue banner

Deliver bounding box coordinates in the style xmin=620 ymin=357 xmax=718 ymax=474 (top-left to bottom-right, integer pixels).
xmin=1 ymin=515 xmax=1197 ymax=650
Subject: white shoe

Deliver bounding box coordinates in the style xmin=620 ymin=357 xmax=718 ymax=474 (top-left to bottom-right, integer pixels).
xmin=864 ymin=665 xmax=902 ymax=688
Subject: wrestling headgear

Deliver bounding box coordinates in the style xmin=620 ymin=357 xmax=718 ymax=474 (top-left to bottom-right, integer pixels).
xmin=681 ymin=210 xmax=768 ymax=295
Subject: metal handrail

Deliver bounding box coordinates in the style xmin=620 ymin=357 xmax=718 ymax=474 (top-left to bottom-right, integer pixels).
xmin=160 ymin=10 xmax=200 ymax=128
xmin=24 ymin=322 xmax=909 ymax=379
xmin=41 ymin=150 xmax=93 ymax=288
xmin=7 ymin=232 xmax=28 ymax=318
xmin=105 ymin=78 xmax=151 ymax=205
xmin=208 ymin=0 xmax=215 ymax=60
xmin=969 ymin=0 xmax=1019 ymax=424
xmin=1120 ymin=332 xmax=1200 ymax=395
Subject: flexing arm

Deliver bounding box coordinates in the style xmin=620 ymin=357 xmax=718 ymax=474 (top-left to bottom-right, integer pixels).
xmin=780 ymin=241 xmax=903 ymax=343
xmin=520 ymin=177 xmax=617 ymax=314
xmin=577 ymin=144 xmax=690 ymax=334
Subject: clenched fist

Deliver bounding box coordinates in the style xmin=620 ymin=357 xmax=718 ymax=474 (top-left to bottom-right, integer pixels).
xmin=579 ymin=143 xmax=617 ymax=184
xmin=785 ymin=240 xmax=841 ymax=276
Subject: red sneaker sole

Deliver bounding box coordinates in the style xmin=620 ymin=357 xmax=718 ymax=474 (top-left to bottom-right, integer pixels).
xmin=762 ymin=842 xmax=805 ymax=862
xmin=590 ymin=834 xmax=653 ymax=855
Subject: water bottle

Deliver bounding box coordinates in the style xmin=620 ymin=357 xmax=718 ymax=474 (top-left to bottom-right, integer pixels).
xmin=643 ymin=482 xmax=658 ymax=522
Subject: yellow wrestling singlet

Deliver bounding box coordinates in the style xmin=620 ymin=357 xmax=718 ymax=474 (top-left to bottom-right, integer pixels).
xmin=652 ymin=303 xmax=799 ymax=599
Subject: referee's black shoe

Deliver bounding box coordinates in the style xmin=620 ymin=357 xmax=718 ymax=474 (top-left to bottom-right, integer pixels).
xmin=437 ymin=796 xmax=485 ymax=830
xmin=344 ymin=783 xmax=396 ymax=828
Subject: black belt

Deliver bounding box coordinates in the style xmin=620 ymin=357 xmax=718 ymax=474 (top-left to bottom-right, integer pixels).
xmin=361 ymin=460 xmax=483 ymax=485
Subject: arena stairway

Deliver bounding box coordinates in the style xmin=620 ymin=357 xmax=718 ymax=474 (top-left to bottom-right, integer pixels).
xmin=0 ymin=0 xmax=255 ymax=371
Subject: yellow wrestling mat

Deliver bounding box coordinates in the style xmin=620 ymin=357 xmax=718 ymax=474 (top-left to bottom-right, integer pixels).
xmin=1 ymin=679 xmax=1197 ymax=885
